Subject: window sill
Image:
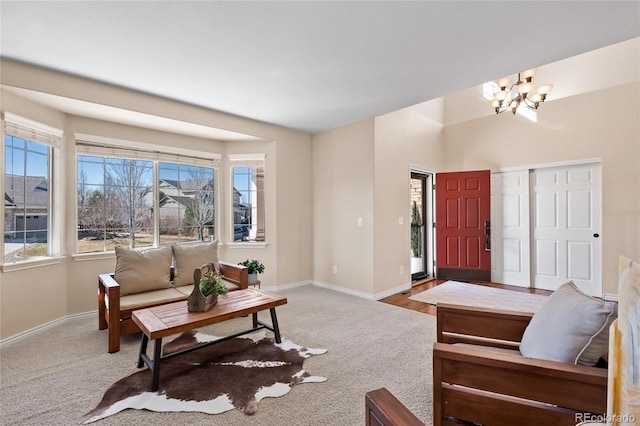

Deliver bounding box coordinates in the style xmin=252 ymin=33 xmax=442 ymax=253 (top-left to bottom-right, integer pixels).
xmin=227 ymin=242 xmax=268 ymax=249
xmin=2 ymin=256 xmax=66 ymax=273
xmin=72 ymin=252 xmax=115 ymax=262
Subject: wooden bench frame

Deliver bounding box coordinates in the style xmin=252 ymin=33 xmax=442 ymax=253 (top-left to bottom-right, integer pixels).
xmin=433 ymin=303 xmax=608 ymax=426
xmin=365 ymin=388 xmax=424 ymax=426
xmin=98 ymin=261 xmax=248 ymax=353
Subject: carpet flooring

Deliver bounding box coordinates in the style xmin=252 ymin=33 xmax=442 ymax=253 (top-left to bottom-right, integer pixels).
xmin=0 ymin=285 xmax=435 ymax=425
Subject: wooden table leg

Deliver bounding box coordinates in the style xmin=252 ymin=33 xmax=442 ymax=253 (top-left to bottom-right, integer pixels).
xmin=270 ymin=308 xmax=282 ymax=343
xmin=137 ymin=334 xmax=149 ymax=368
xmin=151 ymin=337 xmax=162 ymax=392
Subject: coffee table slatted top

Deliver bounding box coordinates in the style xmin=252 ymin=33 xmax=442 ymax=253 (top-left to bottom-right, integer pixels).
xmin=132 ymin=288 xmax=287 ymax=340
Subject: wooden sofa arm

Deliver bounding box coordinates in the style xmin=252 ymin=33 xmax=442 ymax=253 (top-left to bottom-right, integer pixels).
xmin=219 ymin=261 xmax=249 ymax=289
xmin=365 ymin=388 xmax=424 ymax=426
xmin=437 ymin=303 xmax=534 ymax=349
xmin=433 ymin=342 xmax=608 ymax=425
xmin=98 ymin=273 xmax=121 ymax=353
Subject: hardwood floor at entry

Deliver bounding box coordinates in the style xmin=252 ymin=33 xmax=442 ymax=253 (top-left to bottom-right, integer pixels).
xmin=380 ymin=278 xmax=552 ymax=316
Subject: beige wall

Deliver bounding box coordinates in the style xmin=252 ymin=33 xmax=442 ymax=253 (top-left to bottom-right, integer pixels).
xmin=373 ymin=101 xmax=445 ymax=296
xmin=443 ymin=82 xmax=640 ymax=294
xmin=310 ymin=100 xmax=445 ymax=298
xmin=0 ymin=61 xmax=312 ymax=340
xmin=311 ymin=118 xmax=375 ymax=296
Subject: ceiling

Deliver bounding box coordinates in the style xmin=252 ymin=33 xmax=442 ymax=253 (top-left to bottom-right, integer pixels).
xmin=1 ymin=1 xmax=639 ymax=135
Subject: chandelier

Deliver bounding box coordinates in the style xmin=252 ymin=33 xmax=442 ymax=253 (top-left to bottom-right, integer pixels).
xmin=489 ymin=68 xmax=553 ymax=115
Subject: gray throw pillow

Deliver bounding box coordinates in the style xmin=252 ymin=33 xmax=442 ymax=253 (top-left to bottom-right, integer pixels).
xmin=172 ymin=241 xmax=220 ymax=287
xmin=519 ymin=281 xmax=617 ymax=366
xmin=114 ymin=246 xmax=173 ymax=296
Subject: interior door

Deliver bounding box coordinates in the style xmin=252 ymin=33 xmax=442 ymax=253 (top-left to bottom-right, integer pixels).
xmin=435 ymin=170 xmax=491 ymax=281
xmin=490 ymin=170 xmax=531 ymax=286
xmin=532 ymin=163 xmax=602 ymax=296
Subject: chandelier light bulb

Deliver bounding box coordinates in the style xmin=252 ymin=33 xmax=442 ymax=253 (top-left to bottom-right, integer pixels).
xmin=490 ymin=99 xmax=501 ymax=108
xmin=518 ymin=83 xmax=534 ymax=95
xmin=521 ymin=68 xmax=537 ymax=82
xmin=529 ymin=93 xmax=542 ymax=103
xmin=494 ymin=90 xmax=508 ymax=101
xmin=536 ymin=84 xmax=554 ymax=100
xmin=496 ymin=77 xmax=511 ymax=90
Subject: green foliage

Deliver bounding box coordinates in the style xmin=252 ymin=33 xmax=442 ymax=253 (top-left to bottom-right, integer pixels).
xmin=410 ymin=201 xmax=422 ymax=257
xmin=199 ymin=271 xmax=228 ymax=297
xmin=238 ymin=259 xmax=265 ymax=274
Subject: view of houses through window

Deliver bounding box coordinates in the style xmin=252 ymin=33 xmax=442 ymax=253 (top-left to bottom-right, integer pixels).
xmin=4 ymin=135 xmax=51 ymax=263
xmin=158 ymin=162 xmax=215 ymax=245
xmin=77 ymin=155 xmax=216 ymax=253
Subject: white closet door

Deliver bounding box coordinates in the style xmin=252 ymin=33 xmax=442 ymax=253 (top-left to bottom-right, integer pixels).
xmin=532 ymin=163 xmax=602 ymax=296
xmin=491 ymin=170 xmax=531 ymax=286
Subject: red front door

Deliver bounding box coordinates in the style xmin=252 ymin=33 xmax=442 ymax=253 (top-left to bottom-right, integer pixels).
xmin=435 ymin=170 xmax=491 ymax=282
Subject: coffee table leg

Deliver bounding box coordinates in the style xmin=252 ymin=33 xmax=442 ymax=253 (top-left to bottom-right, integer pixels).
xmin=252 ymin=312 xmax=258 ymax=328
xmin=151 ymin=337 xmax=162 ymax=392
xmin=137 ymin=334 xmax=149 ymax=368
xmin=270 ymin=308 xmax=282 ymax=343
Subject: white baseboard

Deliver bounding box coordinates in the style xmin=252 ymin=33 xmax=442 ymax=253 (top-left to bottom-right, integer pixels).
xmin=0 ymin=310 xmax=96 ymax=348
xmin=374 ymin=282 xmax=412 ymax=300
xmin=259 ymin=280 xmax=313 ymax=292
xmin=603 ymin=293 xmax=619 ymax=302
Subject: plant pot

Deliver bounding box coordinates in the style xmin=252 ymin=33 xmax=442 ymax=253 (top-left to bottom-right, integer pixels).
xmin=248 ymin=273 xmax=258 ymax=284
xmin=411 ymin=257 xmax=423 ymax=274
xmin=187 ymin=286 xmax=218 ymax=312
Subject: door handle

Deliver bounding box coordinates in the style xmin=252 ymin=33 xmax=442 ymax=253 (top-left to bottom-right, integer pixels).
xmin=484 ymin=220 xmax=491 ymax=251
xmin=593 ymin=233 xmax=600 ymax=238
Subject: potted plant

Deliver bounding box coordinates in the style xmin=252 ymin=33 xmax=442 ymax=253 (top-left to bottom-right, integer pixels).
xmin=238 ymin=259 xmax=265 ymax=284
xmin=199 ymin=270 xmax=229 ymax=298
xmin=188 ymin=263 xmax=228 ymax=312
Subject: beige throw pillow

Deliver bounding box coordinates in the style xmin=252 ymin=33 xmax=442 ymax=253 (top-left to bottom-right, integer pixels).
xmin=519 ymin=281 xmax=617 ymax=366
xmin=172 ymin=241 xmax=220 ymax=287
xmin=114 ymin=246 xmax=173 ymax=296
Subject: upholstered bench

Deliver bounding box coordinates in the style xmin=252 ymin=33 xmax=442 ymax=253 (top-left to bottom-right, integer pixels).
xmin=98 ymin=241 xmax=248 ymax=353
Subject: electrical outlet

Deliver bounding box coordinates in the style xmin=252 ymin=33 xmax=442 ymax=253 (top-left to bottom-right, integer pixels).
xmin=332 ymin=265 xmax=338 ymax=274
xmin=398 ymin=216 xmax=403 ymax=225
xmin=357 ymin=217 xmax=363 ymax=226
xmin=400 ymin=265 xmax=404 ymax=274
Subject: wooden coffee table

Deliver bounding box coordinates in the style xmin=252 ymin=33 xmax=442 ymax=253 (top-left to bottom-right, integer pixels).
xmin=132 ymin=288 xmax=287 ymax=391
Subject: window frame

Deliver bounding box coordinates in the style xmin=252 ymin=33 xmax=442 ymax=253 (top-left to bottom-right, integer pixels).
xmin=75 ymin=135 xmax=220 ymax=255
xmin=228 ymin=153 xmax=266 ymax=246
xmin=2 ymin=113 xmax=63 ymax=268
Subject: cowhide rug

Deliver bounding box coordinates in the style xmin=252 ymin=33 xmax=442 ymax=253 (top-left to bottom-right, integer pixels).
xmin=81 ymin=331 xmax=327 ymax=424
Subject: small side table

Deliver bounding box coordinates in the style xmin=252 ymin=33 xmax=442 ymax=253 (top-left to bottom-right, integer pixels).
xmin=249 ymin=280 xmax=261 ymax=289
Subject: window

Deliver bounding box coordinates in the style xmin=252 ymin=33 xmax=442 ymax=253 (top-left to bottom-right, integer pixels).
xmin=76 ymin=139 xmax=218 ymax=253
xmin=158 ymin=163 xmax=215 ymax=245
xmin=3 ymin=113 xmax=62 ymax=264
xmin=230 ymin=154 xmax=265 ymax=243
xmin=77 ymin=156 xmax=154 ymax=252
